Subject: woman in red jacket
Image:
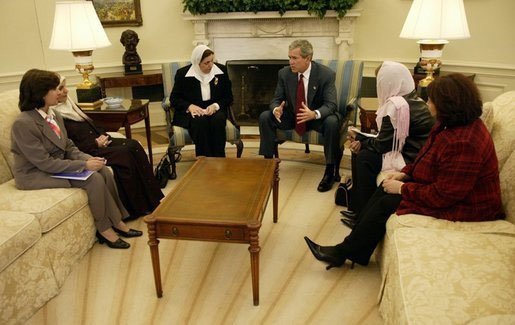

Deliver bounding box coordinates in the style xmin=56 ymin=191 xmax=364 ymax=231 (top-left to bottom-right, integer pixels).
xmin=305 ymin=73 xmax=504 ymax=269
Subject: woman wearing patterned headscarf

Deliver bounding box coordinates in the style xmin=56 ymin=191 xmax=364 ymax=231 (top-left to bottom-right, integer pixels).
xmin=170 ymin=45 xmax=233 ymax=157
xmin=53 ymin=76 xmax=163 ymax=219
xmin=341 ymin=61 xmax=434 ymax=226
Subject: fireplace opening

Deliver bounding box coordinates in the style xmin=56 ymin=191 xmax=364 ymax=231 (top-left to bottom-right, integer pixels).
xmin=227 ymin=60 xmax=288 ymax=126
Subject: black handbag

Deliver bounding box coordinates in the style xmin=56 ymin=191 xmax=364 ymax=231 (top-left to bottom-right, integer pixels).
xmin=154 ymin=154 xmax=171 ymax=189
xmin=334 ymin=178 xmax=353 ymax=207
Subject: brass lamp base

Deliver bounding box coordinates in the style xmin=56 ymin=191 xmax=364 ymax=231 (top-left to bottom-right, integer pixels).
xmin=418 ymin=72 xmax=435 ymax=88
xmin=417 ymin=40 xmax=447 ymax=88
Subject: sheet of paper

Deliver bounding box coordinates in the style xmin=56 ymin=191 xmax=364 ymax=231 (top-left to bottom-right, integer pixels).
xmin=349 ymin=126 xmax=378 ymax=138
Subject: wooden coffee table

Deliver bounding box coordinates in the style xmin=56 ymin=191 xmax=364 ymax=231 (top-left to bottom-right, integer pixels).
xmin=144 ymin=157 xmax=280 ymax=305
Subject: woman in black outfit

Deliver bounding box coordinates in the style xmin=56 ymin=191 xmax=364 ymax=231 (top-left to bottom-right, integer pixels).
xmin=53 ymin=76 xmax=164 ymax=219
xmin=169 ymin=44 xmax=233 ymax=157
xmin=342 ymin=61 xmax=434 ymax=226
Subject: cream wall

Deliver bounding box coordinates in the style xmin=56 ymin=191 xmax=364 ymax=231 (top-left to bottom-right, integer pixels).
xmin=1 ymin=0 xmax=514 ymax=112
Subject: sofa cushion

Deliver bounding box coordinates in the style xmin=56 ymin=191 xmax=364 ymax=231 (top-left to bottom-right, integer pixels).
xmin=0 ymin=89 xmax=19 ymax=169
xmin=0 ymin=151 xmax=12 ymax=184
xmin=0 ymin=180 xmax=89 ymax=233
xmin=490 ymin=91 xmax=515 ymax=170
xmin=480 ymin=101 xmax=494 ymax=133
xmin=500 ymin=150 xmax=515 ymax=224
xmin=0 ymin=211 xmax=41 ymax=272
xmin=386 ymin=213 xmax=515 ymax=234
xmin=385 ymin=227 xmax=515 ymax=324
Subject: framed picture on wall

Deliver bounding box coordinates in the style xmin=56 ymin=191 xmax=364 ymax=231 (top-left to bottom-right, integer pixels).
xmin=89 ymin=0 xmax=143 ymax=27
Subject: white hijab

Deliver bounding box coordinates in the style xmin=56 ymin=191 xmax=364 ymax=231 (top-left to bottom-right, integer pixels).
xmin=185 ymin=44 xmax=224 ymax=101
xmin=375 ymin=61 xmax=414 ymax=152
xmin=52 ymin=76 xmax=92 ymax=122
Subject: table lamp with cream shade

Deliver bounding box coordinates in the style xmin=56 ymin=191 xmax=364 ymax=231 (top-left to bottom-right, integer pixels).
xmin=49 ymin=1 xmax=111 ymax=107
xmin=400 ymin=0 xmax=470 ymax=87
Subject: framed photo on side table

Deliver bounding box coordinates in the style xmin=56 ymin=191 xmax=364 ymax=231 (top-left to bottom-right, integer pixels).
xmin=89 ymin=0 xmax=142 ymax=27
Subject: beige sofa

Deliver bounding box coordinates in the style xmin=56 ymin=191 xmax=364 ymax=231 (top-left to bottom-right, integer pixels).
xmin=0 ymin=89 xmax=97 ymax=324
xmin=377 ymin=91 xmax=515 ymax=324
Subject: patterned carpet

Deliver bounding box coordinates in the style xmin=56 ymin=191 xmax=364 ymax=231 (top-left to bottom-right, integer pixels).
xmin=27 ymin=160 xmax=382 ymax=325
xmin=26 ymin=127 xmax=384 ymax=324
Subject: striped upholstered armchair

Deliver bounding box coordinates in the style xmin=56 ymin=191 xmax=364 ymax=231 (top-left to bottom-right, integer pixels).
xmin=161 ymin=61 xmax=243 ymax=179
xmin=274 ymin=60 xmax=364 ymax=170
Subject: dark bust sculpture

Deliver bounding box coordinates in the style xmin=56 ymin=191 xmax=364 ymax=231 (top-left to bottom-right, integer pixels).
xmin=120 ymin=29 xmax=142 ymax=75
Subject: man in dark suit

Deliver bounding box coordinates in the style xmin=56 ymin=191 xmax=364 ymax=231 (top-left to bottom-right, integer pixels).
xmin=259 ymin=39 xmax=341 ymax=192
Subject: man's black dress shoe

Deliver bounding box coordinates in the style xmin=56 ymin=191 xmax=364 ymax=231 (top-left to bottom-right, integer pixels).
xmin=113 ymin=228 xmax=143 ymax=238
xmin=96 ymin=232 xmax=130 ymax=249
xmin=317 ymin=174 xmax=335 ymax=192
xmin=304 ymin=236 xmax=353 ymax=270
xmin=340 ymin=210 xmax=357 ymax=220
xmin=340 ymin=217 xmax=356 ymax=230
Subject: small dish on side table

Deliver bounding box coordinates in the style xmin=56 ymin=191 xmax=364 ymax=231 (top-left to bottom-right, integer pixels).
xmin=104 ymin=97 xmax=124 ymax=108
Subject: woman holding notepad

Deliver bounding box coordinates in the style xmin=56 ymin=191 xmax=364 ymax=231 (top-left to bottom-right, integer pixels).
xmin=11 ymin=69 xmax=142 ymax=249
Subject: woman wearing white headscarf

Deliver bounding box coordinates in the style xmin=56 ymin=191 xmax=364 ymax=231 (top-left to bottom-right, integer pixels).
xmin=341 ymin=61 xmax=434 ymax=225
xmin=170 ymin=45 xmax=233 ymax=157
xmin=53 ymin=77 xmax=164 ymax=219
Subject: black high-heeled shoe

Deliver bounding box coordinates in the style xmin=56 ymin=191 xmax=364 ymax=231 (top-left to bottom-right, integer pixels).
xmin=304 ymin=236 xmax=355 ymax=270
xmin=340 ymin=210 xmax=357 ymax=220
xmin=113 ymin=227 xmax=143 ymax=238
xmin=340 ymin=217 xmax=356 ymax=229
xmin=96 ymin=232 xmax=130 ymax=249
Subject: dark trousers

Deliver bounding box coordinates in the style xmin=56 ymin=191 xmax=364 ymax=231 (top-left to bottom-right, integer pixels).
xmin=258 ymin=110 xmax=341 ymax=164
xmin=350 ymin=149 xmax=383 ymax=213
xmin=336 ymin=187 xmax=402 ymax=265
xmin=189 ymin=110 xmax=227 ymax=157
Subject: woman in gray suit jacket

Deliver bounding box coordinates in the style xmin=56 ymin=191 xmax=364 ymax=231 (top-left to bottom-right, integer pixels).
xmin=11 ymin=69 xmax=142 ymax=249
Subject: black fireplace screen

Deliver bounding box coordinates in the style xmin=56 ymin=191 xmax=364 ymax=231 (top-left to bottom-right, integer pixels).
xmin=226 ymin=60 xmax=288 ymax=126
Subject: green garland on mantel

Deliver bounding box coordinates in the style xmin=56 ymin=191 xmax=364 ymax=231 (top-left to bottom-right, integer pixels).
xmin=182 ymin=0 xmax=359 ymax=19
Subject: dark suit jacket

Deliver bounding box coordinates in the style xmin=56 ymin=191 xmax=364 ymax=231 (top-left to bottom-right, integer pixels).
xmin=170 ymin=62 xmax=233 ymax=128
xmin=270 ymin=60 xmax=338 ymax=128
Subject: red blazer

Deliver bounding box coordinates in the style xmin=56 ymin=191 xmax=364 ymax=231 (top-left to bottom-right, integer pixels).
xmin=397 ymin=119 xmax=504 ymax=221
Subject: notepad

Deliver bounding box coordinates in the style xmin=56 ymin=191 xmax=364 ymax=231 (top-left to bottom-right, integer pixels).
xmin=51 ymin=170 xmax=94 ymax=181
xmin=349 ymin=126 xmax=378 ymax=138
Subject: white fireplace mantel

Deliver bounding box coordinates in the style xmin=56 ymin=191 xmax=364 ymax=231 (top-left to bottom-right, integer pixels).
xmin=183 ymin=10 xmax=362 ymax=63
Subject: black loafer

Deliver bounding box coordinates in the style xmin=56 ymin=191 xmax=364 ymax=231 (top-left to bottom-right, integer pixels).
xmin=317 ymin=174 xmax=335 ymax=192
xmin=113 ymin=228 xmax=143 ymax=238
xmin=340 ymin=217 xmax=356 ymax=230
xmin=340 ymin=210 xmax=357 ymax=220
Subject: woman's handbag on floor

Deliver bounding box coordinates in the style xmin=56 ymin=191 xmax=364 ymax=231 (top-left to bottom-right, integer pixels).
xmin=335 ymin=178 xmax=353 ymax=207
xmin=154 ymin=154 xmax=171 ymax=188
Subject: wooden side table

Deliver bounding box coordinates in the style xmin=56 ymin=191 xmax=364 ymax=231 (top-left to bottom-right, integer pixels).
xmin=358 ymin=97 xmax=379 ymax=134
xmin=413 ymin=71 xmax=476 ymax=101
xmin=96 ymin=73 xmax=164 ymax=101
xmin=80 ymin=99 xmax=153 ymax=165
